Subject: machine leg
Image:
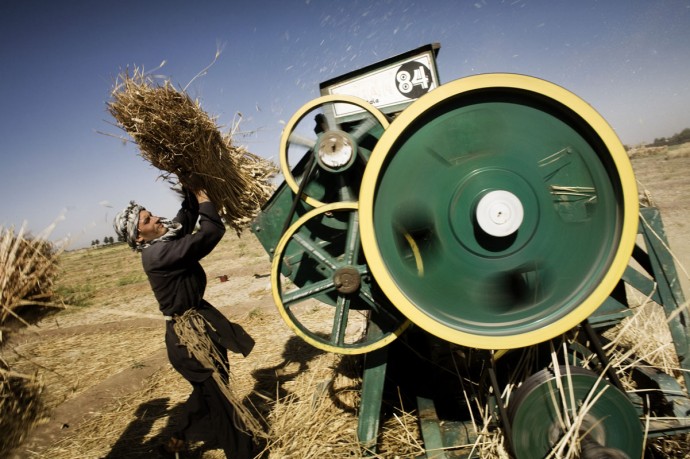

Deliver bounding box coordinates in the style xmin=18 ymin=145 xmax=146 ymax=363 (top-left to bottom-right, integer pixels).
xmin=416 ymin=396 xmax=448 ymax=459
xmin=358 ymin=347 xmax=388 ymax=454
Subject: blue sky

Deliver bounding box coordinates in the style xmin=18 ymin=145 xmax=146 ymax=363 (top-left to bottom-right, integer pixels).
xmin=1 ymin=0 xmax=689 ymax=249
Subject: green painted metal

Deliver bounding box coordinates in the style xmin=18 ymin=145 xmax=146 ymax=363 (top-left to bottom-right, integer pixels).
xmin=371 ymin=98 xmax=624 ymax=338
xmin=252 ymin=117 xmax=386 ymax=302
xmin=439 ymin=421 xmax=477 ymax=458
xmin=621 ymin=265 xmax=662 ymax=304
xmin=588 ymin=206 xmax=690 ymax=428
xmin=251 ymin=179 xmax=314 ymax=264
xmin=509 ymin=367 xmax=643 ymax=459
xmin=638 ymin=207 xmax=690 ymax=390
xmin=416 ymin=396 xmax=448 ymax=459
xmin=251 ymin=131 xmax=359 ymax=267
xmin=587 ymin=295 xmax=634 ymax=328
xmin=357 ymin=347 xmax=388 ymax=453
xmin=277 ymin=208 xmax=353 ymax=308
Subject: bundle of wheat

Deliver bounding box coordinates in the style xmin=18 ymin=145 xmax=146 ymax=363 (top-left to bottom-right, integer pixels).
xmin=0 ymin=225 xmax=63 ymax=326
xmin=108 ymin=67 xmax=277 ymax=234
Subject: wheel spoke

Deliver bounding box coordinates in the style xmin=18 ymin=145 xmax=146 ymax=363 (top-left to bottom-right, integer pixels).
xmin=343 ymin=210 xmax=361 ymax=266
xmin=349 ymin=115 xmax=379 ymax=142
xmin=288 ymin=131 xmax=316 ymax=150
xmin=331 ymin=295 xmax=351 ymax=346
xmin=283 ymin=277 xmax=336 ymax=305
xmin=336 ymin=174 xmax=357 ymax=202
xmin=358 ymin=286 xmax=403 ymax=323
xmin=292 ymin=232 xmax=339 ymax=272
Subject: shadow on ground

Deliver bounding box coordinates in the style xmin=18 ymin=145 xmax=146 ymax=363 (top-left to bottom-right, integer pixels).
xmin=103 ymin=335 xmax=359 ymax=458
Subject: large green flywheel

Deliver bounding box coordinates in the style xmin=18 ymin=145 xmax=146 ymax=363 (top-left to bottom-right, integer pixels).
xmin=359 ymin=74 xmax=638 ymax=349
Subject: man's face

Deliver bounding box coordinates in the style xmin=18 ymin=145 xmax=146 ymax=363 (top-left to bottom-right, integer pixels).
xmin=137 ymin=209 xmax=167 ymax=243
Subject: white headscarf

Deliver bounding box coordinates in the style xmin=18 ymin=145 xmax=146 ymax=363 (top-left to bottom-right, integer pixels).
xmin=113 ymin=201 xmax=182 ymax=252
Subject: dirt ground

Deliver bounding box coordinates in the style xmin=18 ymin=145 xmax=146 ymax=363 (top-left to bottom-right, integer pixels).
xmin=3 ymin=144 xmax=690 ymax=458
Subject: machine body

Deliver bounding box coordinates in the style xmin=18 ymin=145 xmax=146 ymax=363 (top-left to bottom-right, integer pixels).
xmin=250 ymin=44 xmax=690 ymax=458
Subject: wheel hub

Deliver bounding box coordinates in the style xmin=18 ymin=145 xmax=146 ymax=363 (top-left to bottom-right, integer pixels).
xmin=476 ymin=190 xmax=524 ymax=237
xmin=318 ymin=130 xmax=355 ymax=170
xmin=449 ymin=167 xmax=538 ymax=258
xmin=334 ymin=266 xmax=361 ymax=294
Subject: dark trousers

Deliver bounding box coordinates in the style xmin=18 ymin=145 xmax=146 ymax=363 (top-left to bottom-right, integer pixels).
xmin=176 ymin=377 xmax=254 ymax=458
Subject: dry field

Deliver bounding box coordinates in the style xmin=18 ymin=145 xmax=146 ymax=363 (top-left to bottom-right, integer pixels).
xmin=2 ymin=143 xmax=690 ymax=458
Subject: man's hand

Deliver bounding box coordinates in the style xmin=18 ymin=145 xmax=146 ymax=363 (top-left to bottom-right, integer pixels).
xmin=194 ymin=189 xmax=210 ymax=203
xmin=179 ymin=171 xmax=204 ymax=192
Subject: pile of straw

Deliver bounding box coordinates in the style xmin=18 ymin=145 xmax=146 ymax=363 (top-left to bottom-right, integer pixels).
xmin=0 ymin=225 xmax=63 ymax=326
xmin=0 ymin=357 xmax=45 ymax=457
xmin=262 ymin=351 xmax=426 ymax=458
xmin=0 ymin=225 xmax=62 ymax=454
xmin=108 ymin=67 xmax=277 ymax=234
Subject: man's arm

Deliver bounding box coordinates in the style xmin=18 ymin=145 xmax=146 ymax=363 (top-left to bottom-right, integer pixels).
xmin=174 ymin=187 xmax=201 ymax=234
xmin=147 ymin=189 xmax=225 ymax=269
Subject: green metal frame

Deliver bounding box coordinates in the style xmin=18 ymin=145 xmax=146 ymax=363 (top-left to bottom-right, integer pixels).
xmin=637 ymin=207 xmax=690 ymax=388
xmin=591 ymin=206 xmax=690 ymax=389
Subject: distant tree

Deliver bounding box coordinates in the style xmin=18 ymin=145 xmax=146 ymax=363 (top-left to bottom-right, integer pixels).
xmin=648 ymin=127 xmax=690 ymax=147
xmin=670 ymin=128 xmax=690 ymax=146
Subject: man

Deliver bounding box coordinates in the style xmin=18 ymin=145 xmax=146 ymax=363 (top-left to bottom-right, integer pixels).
xmin=114 ymin=186 xmax=257 ymax=458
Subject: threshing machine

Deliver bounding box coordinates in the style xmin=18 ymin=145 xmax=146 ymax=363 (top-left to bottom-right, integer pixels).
xmin=251 ymin=44 xmax=690 ymax=458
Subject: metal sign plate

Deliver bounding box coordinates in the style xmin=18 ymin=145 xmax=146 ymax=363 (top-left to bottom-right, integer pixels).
xmin=320 ymin=44 xmax=441 ymax=122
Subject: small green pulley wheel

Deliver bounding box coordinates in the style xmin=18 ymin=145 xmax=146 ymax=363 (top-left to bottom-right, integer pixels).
xmin=280 ymin=95 xmax=390 ymax=207
xmin=271 ymin=201 xmax=409 ymax=354
xmin=359 ymin=74 xmax=639 ymax=349
xmin=508 ymin=366 xmax=643 ymax=459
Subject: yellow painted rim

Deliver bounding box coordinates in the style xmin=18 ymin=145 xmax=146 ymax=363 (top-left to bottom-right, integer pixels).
xmin=271 ymin=201 xmax=409 ymax=354
xmin=280 ymin=95 xmax=390 ymax=208
xmin=359 ymin=73 xmax=639 ymax=350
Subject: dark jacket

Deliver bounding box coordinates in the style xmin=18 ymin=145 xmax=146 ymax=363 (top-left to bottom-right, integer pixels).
xmin=141 ymin=193 xmax=254 ymax=382
xmin=142 ymin=196 xmax=223 ymax=317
